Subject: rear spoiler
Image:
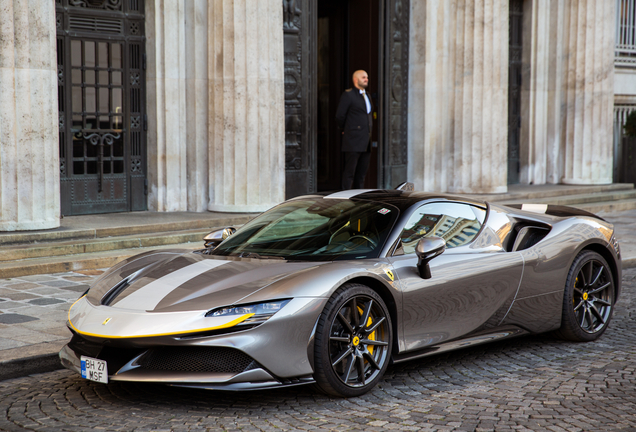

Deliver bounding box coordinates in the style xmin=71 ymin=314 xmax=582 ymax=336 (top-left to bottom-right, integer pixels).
xmin=505 ymin=203 xmax=605 ymax=221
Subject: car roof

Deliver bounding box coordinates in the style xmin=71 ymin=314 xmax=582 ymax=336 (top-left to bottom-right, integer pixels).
xmin=293 ymin=189 xmax=487 ymax=212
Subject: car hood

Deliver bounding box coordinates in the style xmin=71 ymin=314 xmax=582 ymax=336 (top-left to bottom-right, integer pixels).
xmin=85 ymin=251 xmax=324 ymax=313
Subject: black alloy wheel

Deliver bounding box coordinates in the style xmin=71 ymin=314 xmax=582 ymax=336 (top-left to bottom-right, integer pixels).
xmin=555 ymin=250 xmax=615 ymax=341
xmin=313 ymin=283 xmax=392 ymax=397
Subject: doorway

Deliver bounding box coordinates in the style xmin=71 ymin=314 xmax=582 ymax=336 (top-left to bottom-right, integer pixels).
xmin=316 ymin=0 xmax=380 ymax=192
xmin=56 ymin=0 xmax=147 ymax=215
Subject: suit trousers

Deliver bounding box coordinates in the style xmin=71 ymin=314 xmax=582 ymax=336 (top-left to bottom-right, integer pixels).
xmin=342 ymin=150 xmax=371 ymax=190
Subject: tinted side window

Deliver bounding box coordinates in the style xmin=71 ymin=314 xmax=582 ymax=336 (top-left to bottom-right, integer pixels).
xmin=400 ymin=202 xmax=485 ymax=254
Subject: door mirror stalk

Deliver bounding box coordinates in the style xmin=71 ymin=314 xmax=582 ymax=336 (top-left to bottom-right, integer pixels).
xmin=415 ymin=237 xmax=446 ymax=279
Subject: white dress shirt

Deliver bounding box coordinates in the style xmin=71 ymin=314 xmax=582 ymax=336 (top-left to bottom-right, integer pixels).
xmin=360 ymin=89 xmax=371 ymax=114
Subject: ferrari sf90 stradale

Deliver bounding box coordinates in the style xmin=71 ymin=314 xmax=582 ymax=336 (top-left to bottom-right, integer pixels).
xmin=60 ymin=187 xmax=621 ymax=396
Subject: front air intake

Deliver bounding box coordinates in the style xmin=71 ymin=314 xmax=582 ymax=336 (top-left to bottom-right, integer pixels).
xmin=137 ymin=347 xmax=260 ymax=374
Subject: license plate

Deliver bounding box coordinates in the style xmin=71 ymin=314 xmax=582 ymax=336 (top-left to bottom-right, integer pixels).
xmin=81 ymin=356 xmax=108 ymax=383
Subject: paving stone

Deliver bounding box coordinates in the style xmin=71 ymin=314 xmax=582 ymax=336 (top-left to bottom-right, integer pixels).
xmin=0 ymin=292 xmax=39 ymax=301
xmin=0 ymin=337 xmax=28 ymax=349
xmin=0 ymin=301 xmax=29 ymax=310
xmin=40 ymin=280 xmax=83 ymax=288
xmin=58 ymin=284 xmax=90 ymax=293
xmin=15 ymin=275 xmax=58 ymax=282
xmin=24 ymin=287 xmax=69 ymax=296
xmin=28 ymin=298 xmax=66 ymax=306
xmin=1 ymin=282 xmax=41 ymax=290
xmin=0 ymin=313 xmax=38 ymax=324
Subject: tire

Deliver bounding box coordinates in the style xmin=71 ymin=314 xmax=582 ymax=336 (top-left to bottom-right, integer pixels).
xmin=313 ymin=283 xmax=392 ymax=397
xmin=554 ymin=250 xmax=615 ymax=342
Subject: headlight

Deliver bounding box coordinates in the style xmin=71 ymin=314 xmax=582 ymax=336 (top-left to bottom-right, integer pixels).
xmin=206 ymin=299 xmax=291 ymax=325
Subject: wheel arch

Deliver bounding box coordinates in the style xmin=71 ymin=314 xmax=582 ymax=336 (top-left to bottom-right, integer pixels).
xmin=580 ymin=242 xmax=621 ymax=300
xmin=344 ymin=276 xmax=400 ymax=353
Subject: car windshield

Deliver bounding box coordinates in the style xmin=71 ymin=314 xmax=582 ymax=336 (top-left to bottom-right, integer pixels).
xmin=212 ymin=198 xmax=400 ymax=261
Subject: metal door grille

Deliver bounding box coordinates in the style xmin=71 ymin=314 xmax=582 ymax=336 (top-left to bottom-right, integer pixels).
xmin=508 ymin=0 xmax=523 ymax=185
xmin=56 ymin=0 xmax=146 ymax=215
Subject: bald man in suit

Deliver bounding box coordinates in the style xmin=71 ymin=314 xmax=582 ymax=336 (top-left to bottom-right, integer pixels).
xmin=336 ymin=70 xmax=373 ymax=190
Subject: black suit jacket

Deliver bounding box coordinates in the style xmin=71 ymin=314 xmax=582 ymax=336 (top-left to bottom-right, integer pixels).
xmin=335 ymin=88 xmax=373 ymax=152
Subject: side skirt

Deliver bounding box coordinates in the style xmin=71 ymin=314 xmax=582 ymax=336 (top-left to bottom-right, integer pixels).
xmin=391 ymin=326 xmax=529 ymax=364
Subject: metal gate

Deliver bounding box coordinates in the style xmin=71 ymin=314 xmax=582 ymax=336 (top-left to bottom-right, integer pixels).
xmin=508 ymin=0 xmax=523 ymax=184
xmin=56 ymin=0 xmax=146 ymax=215
xmin=380 ymin=0 xmax=409 ymax=189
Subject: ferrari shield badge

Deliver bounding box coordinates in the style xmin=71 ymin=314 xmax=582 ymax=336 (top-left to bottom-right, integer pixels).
xmin=384 ymin=268 xmax=395 ymax=281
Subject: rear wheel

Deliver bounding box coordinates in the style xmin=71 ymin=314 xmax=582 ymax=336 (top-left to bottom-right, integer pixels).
xmin=313 ymin=283 xmax=392 ymax=397
xmin=555 ymin=250 xmax=615 ymax=341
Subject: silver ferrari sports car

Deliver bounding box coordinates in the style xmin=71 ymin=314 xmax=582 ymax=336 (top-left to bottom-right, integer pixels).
xmin=60 ymin=188 xmax=621 ymax=397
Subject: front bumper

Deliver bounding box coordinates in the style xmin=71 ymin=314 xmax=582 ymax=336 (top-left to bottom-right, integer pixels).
xmin=59 ymin=344 xmax=314 ymax=390
xmin=60 ymin=296 xmax=328 ymax=388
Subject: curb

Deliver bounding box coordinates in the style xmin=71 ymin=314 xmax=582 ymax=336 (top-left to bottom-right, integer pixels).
xmin=0 ymin=353 xmax=63 ymax=382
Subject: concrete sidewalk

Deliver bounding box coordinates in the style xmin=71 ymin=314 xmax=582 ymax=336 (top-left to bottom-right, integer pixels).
xmin=0 ymin=207 xmax=634 ymax=382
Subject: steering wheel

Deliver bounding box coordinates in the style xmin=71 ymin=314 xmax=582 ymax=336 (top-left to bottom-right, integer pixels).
xmin=348 ymin=234 xmax=377 ymax=248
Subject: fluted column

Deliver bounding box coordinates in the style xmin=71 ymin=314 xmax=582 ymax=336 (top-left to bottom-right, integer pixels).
xmin=208 ymin=0 xmax=285 ymax=212
xmin=519 ymin=0 xmax=554 ymax=185
xmin=146 ymin=0 xmax=211 ymax=212
xmin=185 ymin=1 xmax=210 ymax=211
xmin=560 ymin=0 xmax=615 ymax=185
xmin=408 ymin=0 xmax=508 ymax=194
xmin=146 ymin=1 xmax=188 ymax=212
xmin=0 ymin=0 xmax=59 ymax=231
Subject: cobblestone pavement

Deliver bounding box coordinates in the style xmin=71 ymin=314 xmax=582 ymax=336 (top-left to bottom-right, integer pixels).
xmin=0 ymin=269 xmax=634 ymax=431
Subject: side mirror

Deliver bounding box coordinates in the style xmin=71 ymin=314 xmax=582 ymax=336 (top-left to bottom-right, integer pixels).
xmin=203 ymin=227 xmax=236 ymax=248
xmin=414 ymin=236 xmax=445 ymax=279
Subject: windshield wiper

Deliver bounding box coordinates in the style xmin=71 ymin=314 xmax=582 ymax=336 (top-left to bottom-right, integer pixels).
xmin=237 ymin=252 xmax=285 ymax=260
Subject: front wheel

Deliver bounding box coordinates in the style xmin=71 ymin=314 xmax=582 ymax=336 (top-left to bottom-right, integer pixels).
xmin=554 ymin=250 xmax=615 ymax=342
xmin=313 ymin=283 xmax=392 ymax=397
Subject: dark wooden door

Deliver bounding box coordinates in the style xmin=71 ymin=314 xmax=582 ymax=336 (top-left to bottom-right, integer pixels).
xmin=56 ymin=0 xmax=146 ymax=215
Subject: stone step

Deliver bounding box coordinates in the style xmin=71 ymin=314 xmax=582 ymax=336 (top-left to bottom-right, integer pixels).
xmin=0 ymin=213 xmax=252 ymax=246
xmin=472 ymin=183 xmax=634 ymax=203
xmin=0 ymin=242 xmax=203 ymax=279
xmin=577 ymin=198 xmax=636 ymax=215
xmin=499 ymin=189 xmax=636 ymax=207
xmin=0 ymin=212 xmax=255 ymax=279
xmin=0 ymin=228 xmax=212 ymax=262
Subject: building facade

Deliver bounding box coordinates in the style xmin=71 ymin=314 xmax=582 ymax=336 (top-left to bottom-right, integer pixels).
xmin=0 ymin=0 xmax=629 ymax=231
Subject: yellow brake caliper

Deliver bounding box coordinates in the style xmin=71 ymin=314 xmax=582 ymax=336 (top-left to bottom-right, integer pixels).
xmin=357 ymin=306 xmax=376 ymax=354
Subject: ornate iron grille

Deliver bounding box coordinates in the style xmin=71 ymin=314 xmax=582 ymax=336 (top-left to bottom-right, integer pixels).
xmin=381 ymin=0 xmax=410 ymax=189
xmin=56 ymin=0 xmax=146 ymax=215
xmin=508 ymin=0 xmax=523 ymax=185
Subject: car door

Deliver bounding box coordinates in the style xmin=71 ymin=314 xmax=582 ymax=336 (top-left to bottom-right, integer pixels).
xmin=388 ymin=202 xmax=524 ymax=353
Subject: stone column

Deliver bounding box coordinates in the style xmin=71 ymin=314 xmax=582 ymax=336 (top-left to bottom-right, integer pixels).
xmin=146 ymin=0 xmax=210 ymax=212
xmin=519 ymin=0 xmax=553 ymax=185
xmin=560 ymin=0 xmax=615 ymax=185
xmin=146 ymin=1 xmax=188 ymax=212
xmin=408 ymin=0 xmax=509 ymax=194
xmin=185 ymin=0 xmax=210 ymax=212
xmin=0 ymin=1 xmax=59 ymax=231
xmin=208 ymin=0 xmax=285 ymax=212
